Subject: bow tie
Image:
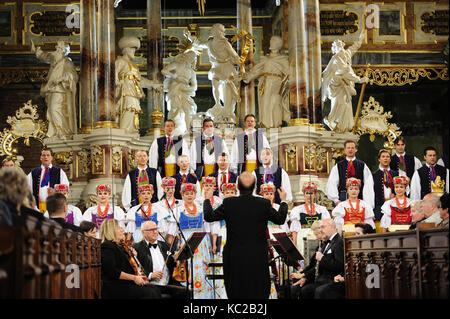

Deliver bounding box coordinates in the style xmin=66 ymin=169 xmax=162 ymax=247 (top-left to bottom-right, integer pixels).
xmin=148 ymin=243 xmax=158 ymax=249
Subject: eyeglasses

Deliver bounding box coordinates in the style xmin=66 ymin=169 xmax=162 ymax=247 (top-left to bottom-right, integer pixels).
xmin=143 ymin=228 xmax=158 ymax=232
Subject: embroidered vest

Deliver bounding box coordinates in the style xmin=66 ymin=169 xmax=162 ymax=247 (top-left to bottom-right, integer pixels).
xmin=129 ymin=167 xmax=159 ymax=205
xmin=390 ymin=153 xmax=416 ymax=179
xmin=337 ymin=159 xmax=365 ymax=201
xmin=194 ymin=134 xmax=223 ymax=178
xmin=417 ymin=164 xmax=447 ymax=199
xmin=343 ymin=206 xmax=365 ymax=224
xmin=156 ymin=136 xmax=184 ymax=177
xmin=390 ymin=206 xmax=412 ymax=225
xmin=31 ymin=166 xmax=61 ymax=204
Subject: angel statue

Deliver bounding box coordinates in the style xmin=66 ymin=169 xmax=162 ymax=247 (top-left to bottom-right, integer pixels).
xmin=31 ymin=40 xmax=78 ymax=139
xmin=185 ymin=23 xmax=241 ymax=123
xmin=115 ymin=36 xmax=162 ymax=133
xmin=161 ymin=50 xmax=198 ymax=136
xmin=322 ymin=32 xmax=369 ymax=132
xmin=243 ymin=35 xmax=290 ymax=128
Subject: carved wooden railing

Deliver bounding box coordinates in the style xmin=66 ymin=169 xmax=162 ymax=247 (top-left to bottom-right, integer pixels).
xmin=0 ymin=215 xmax=101 ymax=299
xmin=344 ymin=228 xmax=448 ymax=299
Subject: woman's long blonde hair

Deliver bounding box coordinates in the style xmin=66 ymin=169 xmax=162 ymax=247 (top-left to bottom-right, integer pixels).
xmin=99 ymin=219 xmax=121 ymax=243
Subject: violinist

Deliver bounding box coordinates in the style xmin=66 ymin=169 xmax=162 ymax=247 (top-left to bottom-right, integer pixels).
xmin=100 ymin=219 xmax=161 ymax=299
xmin=133 ymin=221 xmax=187 ymax=298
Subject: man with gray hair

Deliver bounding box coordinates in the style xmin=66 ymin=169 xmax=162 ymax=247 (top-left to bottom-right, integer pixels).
xmin=421 ymin=193 xmax=442 ymax=224
xmin=409 ymin=200 xmax=426 ymax=230
xmin=293 ymin=218 xmax=345 ymax=299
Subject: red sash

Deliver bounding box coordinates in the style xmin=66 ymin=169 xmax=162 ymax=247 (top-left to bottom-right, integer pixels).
xmin=343 ymin=207 xmax=365 ymax=224
xmin=390 ymin=206 xmax=412 ymax=225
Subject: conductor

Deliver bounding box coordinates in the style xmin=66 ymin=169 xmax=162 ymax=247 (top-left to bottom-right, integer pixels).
xmin=203 ymin=171 xmax=288 ymax=299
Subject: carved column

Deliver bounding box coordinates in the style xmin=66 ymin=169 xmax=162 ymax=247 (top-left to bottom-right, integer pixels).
xmin=237 ymin=0 xmax=256 ymax=126
xmin=305 ymin=0 xmax=323 ymax=127
xmin=96 ymin=0 xmax=116 ymax=127
xmin=146 ymin=0 xmax=164 ymax=136
xmin=288 ymin=0 xmax=309 ymax=125
xmin=79 ymin=0 xmax=96 ymax=133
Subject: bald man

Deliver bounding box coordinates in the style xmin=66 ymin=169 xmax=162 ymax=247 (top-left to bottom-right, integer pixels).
xmin=293 ymin=219 xmax=345 ymax=299
xmin=132 ymin=221 xmax=186 ymax=298
xmin=421 ymin=193 xmax=442 ymax=224
xmin=203 ymin=171 xmax=288 ymax=299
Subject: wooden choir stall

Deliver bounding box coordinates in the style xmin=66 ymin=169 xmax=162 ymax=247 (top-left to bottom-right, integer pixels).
xmin=0 ymin=215 xmax=101 ymax=299
xmin=344 ymin=228 xmax=449 ymax=299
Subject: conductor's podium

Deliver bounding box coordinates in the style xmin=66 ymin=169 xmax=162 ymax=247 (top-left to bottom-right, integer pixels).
xmin=344 ymin=227 xmax=448 ymax=299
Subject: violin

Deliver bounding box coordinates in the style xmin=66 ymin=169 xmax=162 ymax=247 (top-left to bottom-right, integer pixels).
xmin=121 ymin=240 xmax=149 ymax=282
xmin=173 ymin=260 xmax=188 ymax=282
xmin=171 ymin=234 xmax=190 ymax=282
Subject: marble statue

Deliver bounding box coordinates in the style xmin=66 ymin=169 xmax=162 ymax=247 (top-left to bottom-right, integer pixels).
xmin=243 ymin=35 xmax=290 ymax=128
xmin=322 ymin=32 xmax=369 ymax=132
xmin=115 ymin=36 xmax=161 ymax=133
xmin=161 ymin=50 xmax=198 ymax=135
xmin=31 ymin=40 xmax=78 ymax=138
xmin=185 ymin=23 xmax=241 ymax=122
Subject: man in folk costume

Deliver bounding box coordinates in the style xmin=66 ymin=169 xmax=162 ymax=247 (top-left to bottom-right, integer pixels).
xmin=290 ymin=181 xmax=330 ymax=250
xmin=172 ymin=154 xmax=201 ymax=200
xmin=43 ymin=184 xmax=83 ymax=226
xmin=27 ymin=148 xmax=69 ymax=213
xmin=252 ymin=148 xmax=292 ymax=204
xmin=380 ymin=176 xmax=412 ymax=231
xmin=372 ymin=149 xmax=399 ymax=221
xmin=332 ymin=178 xmax=376 ymax=230
xmin=189 ymin=118 xmax=229 ymax=179
xmin=326 ymin=140 xmax=374 ymax=207
xmin=122 ymin=150 xmax=163 ymax=211
xmin=390 ymin=136 xmax=422 ymax=180
xmin=410 ymin=146 xmax=449 ymax=200
xmin=149 ymin=119 xmax=189 ymax=178
xmin=208 ymin=152 xmax=237 ymax=199
xmin=82 ymin=184 xmax=126 ymax=238
xmin=230 ymin=114 xmax=270 ymax=175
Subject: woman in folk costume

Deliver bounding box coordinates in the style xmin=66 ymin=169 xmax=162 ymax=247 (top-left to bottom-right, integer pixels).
xmin=172 ymin=183 xmax=219 ymax=299
xmin=152 ymin=177 xmax=178 ymax=244
xmin=126 ymin=184 xmax=170 ymax=243
xmin=260 ymin=182 xmax=290 ymax=238
xmin=43 ymin=184 xmax=83 ymax=226
xmin=380 ymin=176 xmax=412 ymax=231
xmin=83 ymin=184 xmax=126 ymax=238
xmin=290 ymin=181 xmax=330 ymax=251
xmin=200 ymin=176 xmax=222 ymax=254
xmin=332 ymin=178 xmax=376 ymax=230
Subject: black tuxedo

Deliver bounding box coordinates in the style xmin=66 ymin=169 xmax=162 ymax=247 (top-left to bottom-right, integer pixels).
xmin=133 ymin=240 xmax=186 ymax=298
xmin=100 ymin=240 xmax=161 ymax=299
xmin=300 ymin=233 xmax=345 ymax=299
xmin=204 ymin=194 xmax=288 ymax=299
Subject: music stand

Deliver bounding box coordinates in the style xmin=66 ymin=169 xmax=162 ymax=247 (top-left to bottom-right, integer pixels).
xmin=273 ymin=232 xmax=304 ymax=299
xmin=174 ymin=231 xmax=207 ymax=299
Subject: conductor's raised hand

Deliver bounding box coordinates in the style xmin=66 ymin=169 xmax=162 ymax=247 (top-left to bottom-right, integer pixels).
xmin=277 ymin=187 xmax=287 ymax=202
